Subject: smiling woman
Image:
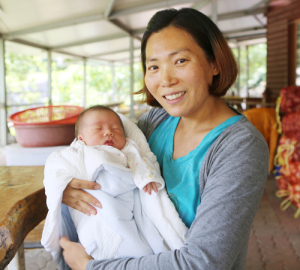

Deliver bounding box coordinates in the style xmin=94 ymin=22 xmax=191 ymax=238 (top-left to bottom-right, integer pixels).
xmin=59 ymin=8 xmax=269 ymax=270
xmin=139 ymin=8 xmax=238 ymax=108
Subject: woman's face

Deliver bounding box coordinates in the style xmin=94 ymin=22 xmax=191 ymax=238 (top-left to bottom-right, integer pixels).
xmin=144 ymin=26 xmax=219 ymax=118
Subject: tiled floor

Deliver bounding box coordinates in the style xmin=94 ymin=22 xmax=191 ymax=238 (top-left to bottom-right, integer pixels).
xmin=24 ymin=249 xmax=57 ymax=270
xmin=247 ymin=176 xmax=300 ymax=270
xmin=9 ymin=175 xmax=300 ymax=269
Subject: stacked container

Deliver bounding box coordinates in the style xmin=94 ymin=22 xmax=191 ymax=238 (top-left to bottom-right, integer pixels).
xmin=275 ymin=86 xmax=300 ymax=218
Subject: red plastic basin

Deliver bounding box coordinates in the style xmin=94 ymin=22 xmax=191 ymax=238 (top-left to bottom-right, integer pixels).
xmin=8 ymin=105 xmax=84 ymax=147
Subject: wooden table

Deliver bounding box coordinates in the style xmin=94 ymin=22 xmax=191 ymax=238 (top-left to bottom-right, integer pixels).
xmin=0 ymin=166 xmax=47 ymax=269
xmin=221 ymin=96 xmax=276 ymax=111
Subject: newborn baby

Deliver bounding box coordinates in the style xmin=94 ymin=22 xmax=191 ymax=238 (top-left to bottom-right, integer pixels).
xmin=42 ymin=105 xmax=188 ymax=270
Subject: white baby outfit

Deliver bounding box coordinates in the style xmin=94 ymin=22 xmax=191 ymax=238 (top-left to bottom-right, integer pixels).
xmin=41 ymin=114 xmax=188 ymax=270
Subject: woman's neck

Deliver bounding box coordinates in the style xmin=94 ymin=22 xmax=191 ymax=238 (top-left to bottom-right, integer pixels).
xmin=172 ymin=96 xmax=237 ymax=160
xmin=178 ymin=96 xmax=235 ymax=135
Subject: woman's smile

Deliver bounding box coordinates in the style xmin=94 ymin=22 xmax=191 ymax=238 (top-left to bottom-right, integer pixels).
xmin=164 ymin=91 xmax=186 ymax=101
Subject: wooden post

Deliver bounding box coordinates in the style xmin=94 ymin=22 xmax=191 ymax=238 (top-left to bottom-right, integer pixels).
xmin=6 ymin=243 xmax=25 ymax=270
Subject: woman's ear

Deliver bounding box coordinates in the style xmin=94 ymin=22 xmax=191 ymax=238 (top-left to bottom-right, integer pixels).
xmin=211 ymin=61 xmax=219 ymax=76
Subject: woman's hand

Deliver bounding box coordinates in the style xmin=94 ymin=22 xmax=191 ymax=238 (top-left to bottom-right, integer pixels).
xmin=60 ymin=236 xmax=93 ymax=270
xmin=62 ymin=178 xmax=102 ymax=216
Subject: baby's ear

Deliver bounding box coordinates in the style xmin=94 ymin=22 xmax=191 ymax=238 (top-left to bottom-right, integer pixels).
xmin=78 ymin=135 xmax=84 ymax=141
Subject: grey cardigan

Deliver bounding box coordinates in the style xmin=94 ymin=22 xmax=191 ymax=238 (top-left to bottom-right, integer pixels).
xmin=87 ymin=107 xmax=269 ymax=270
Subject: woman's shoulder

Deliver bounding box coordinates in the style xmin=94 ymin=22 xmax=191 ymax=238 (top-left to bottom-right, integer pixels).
xmin=137 ymin=107 xmax=170 ymax=140
xmin=209 ymin=114 xmax=269 ymax=162
xmin=200 ymin=114 xmax=269 ymax=196
xmin=227 ymin=115 xmax=268 ymax=144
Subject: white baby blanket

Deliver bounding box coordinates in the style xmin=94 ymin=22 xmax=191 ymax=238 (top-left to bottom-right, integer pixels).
xmin=41 ymin=114 xmax=188 ymax=269
xmin=69 ymin=141 xmax=168 ymax=259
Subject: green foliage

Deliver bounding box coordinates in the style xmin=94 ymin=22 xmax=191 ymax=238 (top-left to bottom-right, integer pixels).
xmin=86 ymin=63 xmax=143 ymax=107
xmin=5 ymin=52 xmax=48 ymax=116
xmin=5 ymin=52 xmax=47 ymax=80
xmin=231 ymin=43 xmax=266 ymax=97
xmin=86 ymin=65 xmax=112 ymax=107
xmin=5 ymin=42 xmax=266 ymax=110
xmin=248 ymin=44 xmax=266 ymax=89
xmin=51 ymin=62 xmax=84 ymax=106
xmin=5 ymin=48 xmax=144 ymax=112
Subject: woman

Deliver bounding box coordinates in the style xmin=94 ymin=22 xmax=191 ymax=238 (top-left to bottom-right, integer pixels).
xmin=60 ymin=8 xmax=269 ymax=270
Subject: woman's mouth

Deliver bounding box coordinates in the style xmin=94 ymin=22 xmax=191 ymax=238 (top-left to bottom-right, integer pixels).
xmin=164 ymin=91 xmax=186 ymax=102
xmin=104 ymin=140 xmax=114 ymax=146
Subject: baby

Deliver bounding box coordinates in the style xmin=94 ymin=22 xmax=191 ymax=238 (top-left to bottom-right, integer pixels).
xmin=42 ymin=105 xmax=188 ymax=270
xmin=75 ymin=105 xmax=158 ymax=194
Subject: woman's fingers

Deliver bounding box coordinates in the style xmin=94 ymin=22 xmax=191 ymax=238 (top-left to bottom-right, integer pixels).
xmin=60 ymin=236 xmax=70 ymax=249
xmin=62 ymin=180 xmax=102 ymax=215
xmin=63 ymin=185 xmax=102 ymax=208
xmin=62 ymin=194 xmax=99 ymax=216
xmin=60 ymin=236 xmax=93 ymax=270
xmin=69 ymin=178 xmax=101 ymax=190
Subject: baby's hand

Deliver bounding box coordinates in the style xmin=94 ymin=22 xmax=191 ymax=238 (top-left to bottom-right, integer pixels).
xmin=143 ymin=182 xmax=158 ymax=195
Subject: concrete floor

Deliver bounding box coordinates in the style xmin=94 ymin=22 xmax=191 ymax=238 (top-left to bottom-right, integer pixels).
xmin=16 ymin=175 xmax=300 ymax=270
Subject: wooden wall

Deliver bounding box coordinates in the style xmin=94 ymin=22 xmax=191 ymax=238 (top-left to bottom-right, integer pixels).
xmin=267 ymin=0 xmax=300 ymax=100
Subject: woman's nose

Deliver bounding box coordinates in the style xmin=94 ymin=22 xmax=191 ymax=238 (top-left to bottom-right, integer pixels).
xmin=160 ymin=67 xmax=178 ymax=87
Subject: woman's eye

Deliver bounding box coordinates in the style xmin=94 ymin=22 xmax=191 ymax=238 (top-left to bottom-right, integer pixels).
xmin=148 ymin=65 xmax=158 ymax=71
xmin=176 ymin=59 xmax=186 ymax=64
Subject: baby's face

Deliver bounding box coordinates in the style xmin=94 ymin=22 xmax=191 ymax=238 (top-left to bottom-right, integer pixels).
xmin=78 ymin=110 xmax=126 ymax=150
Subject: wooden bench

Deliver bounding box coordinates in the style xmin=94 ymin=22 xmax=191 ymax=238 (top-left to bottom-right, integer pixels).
xmin=0 ymin=166 xmax=47 ymax=269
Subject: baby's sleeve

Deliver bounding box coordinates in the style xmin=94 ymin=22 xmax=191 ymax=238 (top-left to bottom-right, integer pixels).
xmin=121 ymin=139 xmax=165 ymax=190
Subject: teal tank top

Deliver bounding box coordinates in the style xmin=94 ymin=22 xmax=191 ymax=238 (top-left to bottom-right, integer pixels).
xmin=148 ymin=115 xmax=242 ymax=227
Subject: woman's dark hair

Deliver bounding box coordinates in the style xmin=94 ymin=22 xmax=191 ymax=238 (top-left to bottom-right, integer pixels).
xmin=136 ymin=8 xmax=238 ymax=107
xmin=75 ymin=105 xmax=124 ymax=137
